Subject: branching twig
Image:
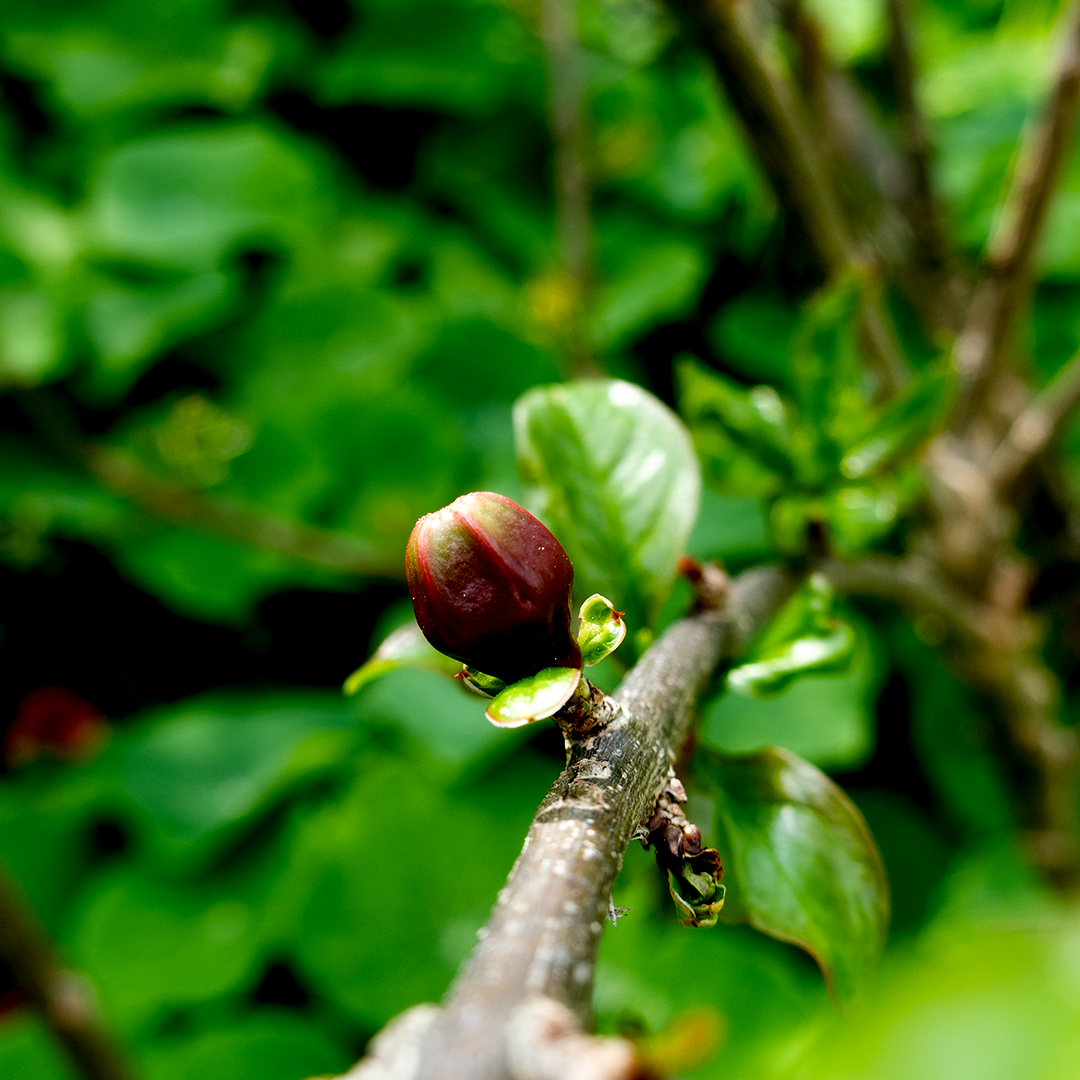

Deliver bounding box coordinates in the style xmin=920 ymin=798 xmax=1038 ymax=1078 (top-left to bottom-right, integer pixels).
xmin=0 ymin=867 xmax=139 ymax=1080
xmin=663 ymin=0 xmax=906 ymax=392
xmin=824 ymin=554 xmax=1080 ymax=888
xmin=345 ymin=565 xmax=793 ymax=1080
xmin=989 ymin=347 xmax=1080 ymax=488
xmin=953 ymin=0 xmax=1080 ymax=425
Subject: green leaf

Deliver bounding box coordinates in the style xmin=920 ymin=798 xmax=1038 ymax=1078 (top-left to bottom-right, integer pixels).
xmin=343 ymin=620 xmax=461 ymax=696
xmin=840 ymin=364 xmax=953 ymax=479
xmin=87 ymin=125 xmax=327 ymax=271
xmin=461 ymin=666 xmax=508 ymax=697
xmin=485 ymin=667 xmax=581 ymax=728
xmin=515 ymin=379 xmax=701 ymax=633
xmin=116 ymin=691 xmax=361 ymax=865
xmin=701 ymin=622 xmax=880 ymax=769
xmin=696 ymin=746 xmax=889 ymax=1008
xmin=736 ymin=572 xmax=839 ymax=657
xmin=677 ymin=357 xmax=798 ymax=478
xmin=790 ymin=275 xmax=865 ymax=428
xmin=726 ymin=574 xmax=856 ymax=696
xmin=67 ymin=866 xmax=264 ymax=1032
xmin=591 ymin=240 xmax=708 ymax=350
xmin=708 ymin=292 xmax=797 ymax=386
xmin=142 ymin=1013 xmax=349 ymax=1080
xmin=576 ymin=593 xmax=627 ymax=667
xmin=727 ymin=622 xmax=856 ymax=697
xmin=667 ymin=870 xmax=726 ymax=928
xmin=0 ymin=1015 xmax=76 ymax=1080
xmin=83 ymin=269 xmax=237 ymax=399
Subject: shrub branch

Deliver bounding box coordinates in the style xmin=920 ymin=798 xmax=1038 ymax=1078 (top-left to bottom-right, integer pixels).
xmin=345 ymin=566 xmax=793 ymax=1080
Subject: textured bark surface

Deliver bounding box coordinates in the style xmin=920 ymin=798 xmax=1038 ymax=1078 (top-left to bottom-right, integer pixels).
xmin=349 ymin=566 xmax=793 ymax=1080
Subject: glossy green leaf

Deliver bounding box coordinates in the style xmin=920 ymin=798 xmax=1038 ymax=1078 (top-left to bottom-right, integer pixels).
xmin=726 ymin=622 xmax=856 ymax=697
xmin=701 ymin=623 xmax=880 ymax=769
xmin=696 ymin=746 xmax=889 ymax=1008
xmin=343 ymin=620 xmax=461 ymax=696
xmin=727 ymin=574 xmax=856 ymax=696
xmin=485 ymin=666 xmax=581 ymax=728
xmin=515 ymin=379 xmax=701 ymax=634
xmin=576 ymin=592 xmax=627 ymax=667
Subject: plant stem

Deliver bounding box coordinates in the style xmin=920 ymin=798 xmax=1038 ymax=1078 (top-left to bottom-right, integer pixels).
xmin=884 ymin=0 xmax=963 ymax=332
xmin=0 ymin=867 xmax=139 ymax=1080
xmin=663 ymin=0 xmax=906 ymax=392
xmin=953 ymin=0 xmax=1080 ymax=428
xmin=989 ymin=346 xmax=1080 ymax=488
xmin=16 ymin=389 xmax=399 ymax=579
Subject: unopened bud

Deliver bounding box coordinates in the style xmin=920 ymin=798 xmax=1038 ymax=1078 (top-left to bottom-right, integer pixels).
xmin=406 ymin=492 xmax=581 ymax=684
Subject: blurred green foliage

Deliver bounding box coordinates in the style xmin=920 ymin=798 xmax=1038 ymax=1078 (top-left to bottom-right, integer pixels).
xmin=3 ymin=0 xmax=1080 ymax=1078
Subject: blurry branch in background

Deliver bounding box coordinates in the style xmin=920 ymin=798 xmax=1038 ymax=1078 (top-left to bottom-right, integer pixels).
xmin=0 ymin=867 xmax=139 ymax=1080
xmin=539 ymin=0 xmax=598 ymax=378
xmin=884 ymin=0 xmax=964 ymax=332
xmin=15 ymin=390 xmax=401 ymax=580
xmin=989 ymin=346 xmax=1080 ymax=489
xmin=779 ymin=0 xmax=955 ymax=336
xmin=662 ymin=0 xmax=907 ymax=393
xmin=823 ymin=555 xmax=1080 ymax=888
xmin=349 ymin=567 xmax=793 ymax=1080
xmin=953 ymin=0 xmax=1080 ymax=428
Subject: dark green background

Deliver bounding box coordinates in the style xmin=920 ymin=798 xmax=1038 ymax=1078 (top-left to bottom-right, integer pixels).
xmin=1 ymin=1 xmax=1079 ymax=1077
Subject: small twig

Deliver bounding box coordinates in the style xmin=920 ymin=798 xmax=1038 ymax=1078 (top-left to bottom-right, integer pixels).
xmin=15 ymin=389 xmax=400 ymax=580
xmin=989 ymin=346 xmax=1080 ymax=488
xmin=666 ymin=0 xmax=851 ymax=271
xmin=346 ymin=566 xmax=793 ymax=1080
xmin=0 ymin=867 xmax=139 ymax=1080
xmin=953 ymin=0 xmax=1080 ymax=425
xmin=884 ymin=0 xmax=963 ymax=331
xmin=663 ymin=0 xmax=906 ymax=392
xmin=540 ymin=0 xmax=597 ymax=377
xmin=824 ymin=554 xmax=1080 ymax=889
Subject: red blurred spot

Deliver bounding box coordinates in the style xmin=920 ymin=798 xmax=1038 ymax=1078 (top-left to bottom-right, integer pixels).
xmin=4 ymin=687 xmax=109 ymax=767
xmin=0 ymin=986 xmax=28 ymax=1022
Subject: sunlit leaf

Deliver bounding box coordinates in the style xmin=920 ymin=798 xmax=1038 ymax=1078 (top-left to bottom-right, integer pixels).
xmin=343 ymin=620 xmax=461 ymax=696
xmin=485 ymin=666 xmax=581 ymax=728
xmin=515 ymin=379 xmax=701 ymax=634
xmin=576 ymin=593 xmax=627 ymax=667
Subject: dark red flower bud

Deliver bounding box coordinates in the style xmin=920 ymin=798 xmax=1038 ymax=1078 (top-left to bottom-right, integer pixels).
xmin=406 ymin=491 xmax=581 ymax=684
